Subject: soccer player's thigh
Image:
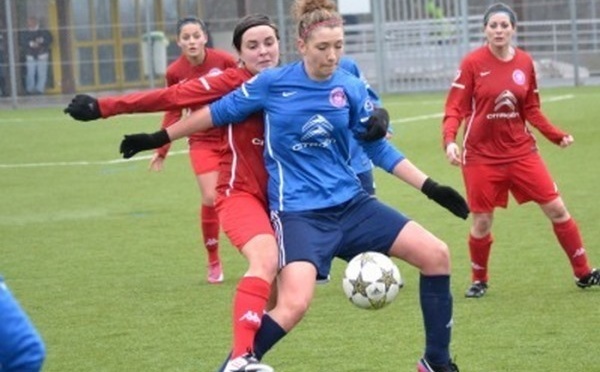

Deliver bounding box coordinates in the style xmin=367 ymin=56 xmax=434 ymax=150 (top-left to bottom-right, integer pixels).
xmin=216 ymin=193 xmax=274 ymax=251
xmin=462 ymin=163 xmax=510 ymax=212
xmin=189 ymin=142 xmax=220 ymax=175
xmin=509 ymin=154 xmax=559 ymax=204
xmin=272 ymin=210 xmax=342 ymax=280
xmin=339 ymin=195 xmax=408 ymax=261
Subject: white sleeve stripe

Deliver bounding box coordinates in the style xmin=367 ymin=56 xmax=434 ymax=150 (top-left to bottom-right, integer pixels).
xmin=241 ymin=83 xmax=249 ymax=97
xmin=451 ymin=83 xmax=465 ymax=89
xmin=199 ymin=77 xmax=210 ymax=91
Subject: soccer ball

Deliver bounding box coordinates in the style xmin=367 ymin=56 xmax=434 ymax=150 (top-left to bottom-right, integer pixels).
xmin=342 ymin=251 xmax=403 ymax=310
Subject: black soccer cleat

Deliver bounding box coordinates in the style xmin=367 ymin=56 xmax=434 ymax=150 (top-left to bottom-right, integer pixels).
xmin=576 ymin=268 xmax=600 ymax=288
xmin=464 ymin=281 xmax=488 ymax=298
xmin=417 ymin=357 xmax=459 ymax=372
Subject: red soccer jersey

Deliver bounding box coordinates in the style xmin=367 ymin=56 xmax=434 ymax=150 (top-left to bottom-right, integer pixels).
xmin=442 ymin=46 xmax=567 ymax=165
xmin=98 ymin=67 xmax=268 ymax=205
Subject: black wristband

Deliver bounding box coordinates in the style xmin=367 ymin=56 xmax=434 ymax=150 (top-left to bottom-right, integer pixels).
xmin=152 ymin=129 xmax=171 ymax=147
xmin=421 ymin=177 xmax=438 ymax=198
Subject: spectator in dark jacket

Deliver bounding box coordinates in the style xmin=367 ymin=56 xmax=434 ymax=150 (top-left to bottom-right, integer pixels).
xmin=19 ymin=17 xmax=52 ymax=94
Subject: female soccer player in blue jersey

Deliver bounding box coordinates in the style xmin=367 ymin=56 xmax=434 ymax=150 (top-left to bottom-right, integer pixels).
xmin=119 ymin=1 xmax=467 ymax=370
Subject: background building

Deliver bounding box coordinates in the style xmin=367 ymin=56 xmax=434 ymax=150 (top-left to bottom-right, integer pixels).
xmin=0 ymin=0 xmax=599 ymax=98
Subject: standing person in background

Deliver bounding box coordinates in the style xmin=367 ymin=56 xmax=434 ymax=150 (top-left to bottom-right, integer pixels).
xmin=150 ymin=16 xmax=237 ymax=284
xmin=18 ymin=17 xmax=52 ymax=95
xmin=117 ymin=1 xmax=468 ymax=370
xmin=442 ymin=2 xmax=599 ymax=299
xmin=0 ymin=276 xmax=46 ymax=372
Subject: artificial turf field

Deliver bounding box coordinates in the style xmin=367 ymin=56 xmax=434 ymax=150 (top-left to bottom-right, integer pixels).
xmin=1 ymin=86 xmax=599 ymax=371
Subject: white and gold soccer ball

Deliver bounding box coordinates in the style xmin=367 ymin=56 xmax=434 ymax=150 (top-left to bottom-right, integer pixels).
xmin=342 ymin=251 xmax=403 ymax=310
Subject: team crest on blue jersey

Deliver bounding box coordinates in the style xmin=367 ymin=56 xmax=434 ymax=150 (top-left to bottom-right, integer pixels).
xmin=329 ymin=87 xmax=347 ymax=108
xmin=364 ymin=99 xmax=374 ymax=112
xmin=512 ymin=69 xmax=526 ymax=85
xmin=292 ymin=114 xmax=335 ymax=151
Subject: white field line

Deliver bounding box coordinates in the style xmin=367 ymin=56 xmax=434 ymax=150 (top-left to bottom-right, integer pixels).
xmin=0 ymin=95 xmax=574 ymax=169
xmin=0 ymin=150 xmax=187 ymax=169
xmin=1 ymin=112 xmax=163 ymax=124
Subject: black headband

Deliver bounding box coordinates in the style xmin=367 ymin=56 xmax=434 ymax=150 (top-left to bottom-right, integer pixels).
xmin=483 ymin=3 xmax=517 ymax=26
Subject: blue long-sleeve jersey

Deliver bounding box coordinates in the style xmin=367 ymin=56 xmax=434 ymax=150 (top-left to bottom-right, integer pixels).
xmin=210 ymin=61 xmax=405 ymax=211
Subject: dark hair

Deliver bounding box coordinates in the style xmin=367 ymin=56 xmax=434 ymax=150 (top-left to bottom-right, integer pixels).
xmin=483 ymin=2 xmax=517 ymax=26
xmin=232 ymin=14 xmax=279 ymax=52
xmin=176 ymin=16 xmax=207 ymax=37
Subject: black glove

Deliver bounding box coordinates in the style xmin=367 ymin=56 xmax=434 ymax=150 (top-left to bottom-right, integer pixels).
xmin=120 ymin=129 xmax=171 ymax=159
xmin=360 ymin=107 xmax=390 ymax=141
xmin=63 ymin=94 xmax=101 ymax=121
xmin=421 ymin=177 xmax=470 ymax=220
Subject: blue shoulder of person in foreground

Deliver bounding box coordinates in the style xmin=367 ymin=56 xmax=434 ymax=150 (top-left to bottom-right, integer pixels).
xmin=0 ymin=276 xmax=46 ymax=371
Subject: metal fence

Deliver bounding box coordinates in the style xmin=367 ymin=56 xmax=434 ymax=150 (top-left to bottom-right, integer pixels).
xmin=1 ymin=0 xmax=599 ymax=107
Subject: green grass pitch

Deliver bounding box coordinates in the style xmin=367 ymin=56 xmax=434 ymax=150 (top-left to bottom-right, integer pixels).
xmin=1 ymin=86 xmax=599 ymax=371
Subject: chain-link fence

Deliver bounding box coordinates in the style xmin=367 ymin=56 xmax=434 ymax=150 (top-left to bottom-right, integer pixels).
xmin=1 ymin=0 xmax=599 ymax=107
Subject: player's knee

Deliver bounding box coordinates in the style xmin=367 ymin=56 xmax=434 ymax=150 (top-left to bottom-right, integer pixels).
xmin=472 ymin=215 xmax=492 ymax=236
xmin=422 ymin=241 xmax=451 ymax=275
xmin=542 ymin=198 xmax=570 ymax=222
xmin=277 ymin=293 xmax=311 ymax=325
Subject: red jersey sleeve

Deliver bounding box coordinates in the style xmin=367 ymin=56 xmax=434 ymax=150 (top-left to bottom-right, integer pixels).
xmin=442 ymin=58 xmax=475 ymax=148
xmin=522 ymin=67 xmax=567 ymax=145
xmin=98 ymin=68 xmax=251 ymax=117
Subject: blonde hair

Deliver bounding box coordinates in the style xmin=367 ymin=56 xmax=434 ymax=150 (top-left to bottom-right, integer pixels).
xmin=291 ymin=0 xmax=343 ymax=40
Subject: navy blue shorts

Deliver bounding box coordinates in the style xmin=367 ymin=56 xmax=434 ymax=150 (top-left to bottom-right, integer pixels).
xmin=270 ymin=192 xmax=410 ymax=279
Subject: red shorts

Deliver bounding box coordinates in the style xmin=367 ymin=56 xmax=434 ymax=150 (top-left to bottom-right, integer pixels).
xmin=188 ymin=142 xmax=220 ymax=175
xmin=216 ymin=192 xmax=274 ymax=250
xmin=462 ymin=153 xmax=559 ymax=213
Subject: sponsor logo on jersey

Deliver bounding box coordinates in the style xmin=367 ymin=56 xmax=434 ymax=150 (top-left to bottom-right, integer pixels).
xmin=282 ymin=91 xmax=297 ymax=97
xmin=329 ymin=87 xmax=347 ymax=108
xmin=480 ymin=70 xmax=491 ymax=77
xmin=487 ymin=90 xmax=520 ymax=120
xmin=252 ymin=138 xmax=264 ymax=146
xmin=512 ymin=69 xmax=526 ymax=85
xmin=292 ymin=114 xmax=336 ymax=151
